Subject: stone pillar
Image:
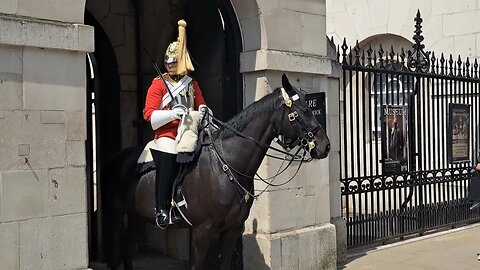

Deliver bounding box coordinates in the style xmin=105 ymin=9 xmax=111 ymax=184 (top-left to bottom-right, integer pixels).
xmin=236 ymin=1 xmax=339 ymax=269
xmin=0 ymin=1 xmax=94 ymax=269
xmin=326 ymin=39 xmax=346 ymax=264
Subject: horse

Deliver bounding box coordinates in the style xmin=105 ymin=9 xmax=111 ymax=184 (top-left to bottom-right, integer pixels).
xmin=104 ymin=74 xmax=331 ymax=270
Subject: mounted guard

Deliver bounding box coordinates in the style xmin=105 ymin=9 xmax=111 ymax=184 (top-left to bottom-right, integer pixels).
xmin=142 ymin=19 xmax=211 ymax=227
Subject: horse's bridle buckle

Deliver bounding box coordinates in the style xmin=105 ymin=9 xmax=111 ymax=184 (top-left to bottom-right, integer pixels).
xmin=288 ymin=111 xmax=298 ymax=121
xmin=308 ymin=141 xmax=316 ymax=151
xmin=284 ymin=99 xmax=292 ymax=107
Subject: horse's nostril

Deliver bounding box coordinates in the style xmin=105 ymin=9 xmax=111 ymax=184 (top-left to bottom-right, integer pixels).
xmin=326 ymin=144 xmax=331 ymax=152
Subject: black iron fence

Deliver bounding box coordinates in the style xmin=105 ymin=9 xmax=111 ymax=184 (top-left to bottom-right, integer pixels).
xmin=339 ymin=11 xmax=480 ymax=248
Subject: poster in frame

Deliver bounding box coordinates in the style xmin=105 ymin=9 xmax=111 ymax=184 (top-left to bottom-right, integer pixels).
xmin=381 ymin=105 xmax=409 ymax=174
xmin=447 ymin=103 xmax=471 ymax=164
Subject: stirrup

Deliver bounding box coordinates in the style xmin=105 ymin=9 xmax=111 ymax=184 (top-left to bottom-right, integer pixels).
xmin=155 ymin=209 xmax=170 ymax=228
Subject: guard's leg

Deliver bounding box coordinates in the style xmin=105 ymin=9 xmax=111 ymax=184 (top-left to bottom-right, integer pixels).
xmin=151 ymin=149 xmax=178 ymax=226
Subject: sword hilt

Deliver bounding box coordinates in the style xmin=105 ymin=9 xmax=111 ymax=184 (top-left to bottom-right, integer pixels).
xmin=470 ymin=202 xmax=480 ymax=210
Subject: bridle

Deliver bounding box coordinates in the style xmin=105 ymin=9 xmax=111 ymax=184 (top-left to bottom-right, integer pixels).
xmin=202 ymin=88 xmax=323 ymax=202
xmin=275 ymin=88 xmax=322 ymax=153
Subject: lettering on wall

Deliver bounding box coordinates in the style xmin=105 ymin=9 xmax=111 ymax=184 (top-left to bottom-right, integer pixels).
xmin=305 ymin=92 xmax=326 ymax=133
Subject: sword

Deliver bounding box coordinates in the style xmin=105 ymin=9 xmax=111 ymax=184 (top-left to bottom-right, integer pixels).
xmin=471 ymin=202 xmax=480 ymax=210
xmin=141 ymin=46 xmax=177 ymax=106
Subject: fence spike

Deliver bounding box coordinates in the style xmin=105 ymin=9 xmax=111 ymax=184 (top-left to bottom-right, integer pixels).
xmin=474 ymin=58 xmax=479 ymax=79
xmin=457 ymin=55 xmax=463 ymax=77
xmin=341 ymin=38 xmax=348 ymax=65
xmin=431 ymin=51 xmax=436 ymax=74
xmin=466 ymin=57 xmax=471 ymax=78
xmin=389 ymin=45 xmax=395 ymax=64
xmin=354 ymin=40 xmax=361 ymax=66
xmin=440 ymin=53 xmax=445 ymax=75
xmin=367 ymin=45 xmax=373 ymax=67
xmin=448 ymin=54 xmax=454 ymax=76
xmin=379 ymin=44 xmax=384 ymax=68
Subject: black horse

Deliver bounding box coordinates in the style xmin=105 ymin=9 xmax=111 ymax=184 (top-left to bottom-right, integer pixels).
xmin=104 ymin=74 xmax=331 ymax=270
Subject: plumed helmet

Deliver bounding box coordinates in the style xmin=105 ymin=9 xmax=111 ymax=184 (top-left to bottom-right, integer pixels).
xmin=164 ymin=19 xmax=194 ymax=75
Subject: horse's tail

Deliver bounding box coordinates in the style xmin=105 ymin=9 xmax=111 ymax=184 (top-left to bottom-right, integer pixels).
xmin=100 ymin=145 xmax=143 ymax=268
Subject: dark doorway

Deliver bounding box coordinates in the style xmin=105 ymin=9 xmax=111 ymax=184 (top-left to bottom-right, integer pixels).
xmin=85 ymin=0 xmax=243 ymax=267
xmin=139 ymin=0 xmax=242 ymax=143
xmin=85 ymin=11 xmax=122 ymax=262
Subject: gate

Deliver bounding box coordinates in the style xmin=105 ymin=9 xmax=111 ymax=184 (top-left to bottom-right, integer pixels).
xmin=339 ymin=11 xmax=480 ymax=248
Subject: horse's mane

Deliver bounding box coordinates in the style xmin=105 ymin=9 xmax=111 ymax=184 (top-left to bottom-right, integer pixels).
xmin=213 ymin=88 xmax=283 ymax=139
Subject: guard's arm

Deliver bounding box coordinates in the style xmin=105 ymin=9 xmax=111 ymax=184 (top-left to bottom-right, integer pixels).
xmin=150 ymin=108 xmax=184 ymax=130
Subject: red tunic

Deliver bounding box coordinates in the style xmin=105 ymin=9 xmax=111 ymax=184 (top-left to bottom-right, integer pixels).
xmin=143 ymin=76 xmax=206 ymax=139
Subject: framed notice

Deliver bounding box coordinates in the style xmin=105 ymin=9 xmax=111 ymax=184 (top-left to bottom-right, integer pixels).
xmin=305 ymin=92 xmax=326 ymax=133
xmin=447 ymin=103 xmax=470 ymax=163
xmin=382 ymin=105 xmax=409 ymax=174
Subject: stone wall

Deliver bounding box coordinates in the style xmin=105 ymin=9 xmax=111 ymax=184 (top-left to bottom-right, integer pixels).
xmin=327 ymin=0 xmax=480 ymax=58
xmin=0 ymin=1 xmax=93 ymax=269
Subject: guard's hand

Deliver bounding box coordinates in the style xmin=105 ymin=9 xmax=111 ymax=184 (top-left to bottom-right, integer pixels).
xmin=199 ymin=105 xmax=212 ymax=126
xmin=170 ymin=107 xmax=185 ymax=120
xmin=476 ymin=163 xmax=480 ymax=171
xmin=199 ymin=104 xmax=212 ymax=117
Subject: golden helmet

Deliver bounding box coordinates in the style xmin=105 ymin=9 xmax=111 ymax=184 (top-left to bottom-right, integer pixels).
xmin=164 ymin=41 xmax=179 ymax=65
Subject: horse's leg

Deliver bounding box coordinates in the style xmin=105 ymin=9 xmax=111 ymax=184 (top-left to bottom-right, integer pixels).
xmin=191 ymin=221 xmax=217 ymax=270
xmin=218 ymin=224 xmax=244 ymax=270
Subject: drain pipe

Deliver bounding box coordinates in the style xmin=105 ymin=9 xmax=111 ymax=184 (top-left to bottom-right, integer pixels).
xmin=133 ymin=0 xmax=145 ymax=145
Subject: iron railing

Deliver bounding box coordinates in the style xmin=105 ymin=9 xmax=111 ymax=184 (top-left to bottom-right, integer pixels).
xmin=339 ymin=10 xmax=480 ymax=248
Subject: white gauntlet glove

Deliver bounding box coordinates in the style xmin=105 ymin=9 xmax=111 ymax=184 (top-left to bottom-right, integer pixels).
xmin=150 ymin=108 xmax=186 ymax=130
xmin=170 ymin=107 xmax=185 ymax=120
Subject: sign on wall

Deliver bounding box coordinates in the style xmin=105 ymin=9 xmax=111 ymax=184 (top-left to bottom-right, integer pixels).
xmin=447 ymin=103 xmax=471 ymax=163
xmin=382 ymin=105 xmax=409 ymax=174
xmin=305 ymin=92 xmax=326 ymax=133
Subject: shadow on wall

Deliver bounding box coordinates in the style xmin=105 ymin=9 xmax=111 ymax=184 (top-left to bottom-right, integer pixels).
xmin=243 ymin=219 xmax=269 ymax=270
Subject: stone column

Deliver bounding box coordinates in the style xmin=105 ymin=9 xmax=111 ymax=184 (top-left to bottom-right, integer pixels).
xmin=237 ymin=0 xmax=339 ymax=269
xmin=0 ymin=1 xmax=94 ymax=269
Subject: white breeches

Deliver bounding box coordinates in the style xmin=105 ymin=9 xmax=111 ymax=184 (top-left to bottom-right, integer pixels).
xmin=154 ymin=137 xmax=178 ymax=154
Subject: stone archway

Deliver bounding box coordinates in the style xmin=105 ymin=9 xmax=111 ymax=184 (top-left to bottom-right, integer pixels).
xmin=84 ymin=0 xmax=246 ymax=265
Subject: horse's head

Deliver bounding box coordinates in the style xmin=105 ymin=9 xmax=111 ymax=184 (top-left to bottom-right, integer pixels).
xmin=273 ymin=74 xmax=330 ymax=159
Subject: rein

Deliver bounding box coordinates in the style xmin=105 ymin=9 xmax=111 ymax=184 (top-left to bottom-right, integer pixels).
xmin=209 ymin=114 xmax=301 ymax=158
xmin=201 ymin=88 xmax=321 ymax=202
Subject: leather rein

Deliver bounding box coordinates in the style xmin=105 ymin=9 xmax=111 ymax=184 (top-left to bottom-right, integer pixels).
xmin=202 ymin=88 xmax=322 ymax=202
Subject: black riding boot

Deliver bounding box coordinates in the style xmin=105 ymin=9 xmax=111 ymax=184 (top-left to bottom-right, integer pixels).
xmin=150 ymin=149 xmax=179 ymax=226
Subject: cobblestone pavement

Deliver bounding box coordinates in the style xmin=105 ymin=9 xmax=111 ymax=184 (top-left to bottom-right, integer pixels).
xmin=90 ymin=224 xmax=480 ymax=270
xmin=339 ymin=224 xmax=480 ymax=270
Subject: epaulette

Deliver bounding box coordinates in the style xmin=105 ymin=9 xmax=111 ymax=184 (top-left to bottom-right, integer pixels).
xmin=153 ymin=73 xmax=169 ymax=80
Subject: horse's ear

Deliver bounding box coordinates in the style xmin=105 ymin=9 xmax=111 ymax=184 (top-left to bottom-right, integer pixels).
xmin=281 ymin=73 xmax=290 ymax=89
xmin=281 ymin=73 xmax=296 ymax=96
